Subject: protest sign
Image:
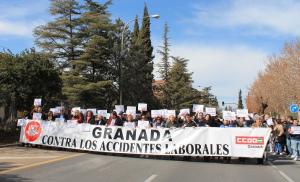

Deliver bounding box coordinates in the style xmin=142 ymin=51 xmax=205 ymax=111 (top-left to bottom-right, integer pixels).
xmin=166 ymin=110 xmax=176 ymax=117
xmin=126 ymin=106 xmax=136 ymax=115
xmin=34 ymin=98 xmax=42 ymax=107
xmin=20 ymin=120 xmax=271 ymax=158
xmin=138 ymin=103 xmax=147 ymax=112
xmin=193 ymin=104 xmax=204 ymax=113
xmin=97 ymin=110 xmax=108 ymax=117
xmin=17 ymin=119 xmax=26 ymax=126
xmin=223 ymin=111 xmax=236 ymax=120
xmin=137 ymin=120 xmax=150 ymax=129
xmin=236 ymin=109 xmax=248 ymax=117
xmin=151 ymin=110 xmax=162 ymax=118
xmin=179 ymin=109 xmax=190 ymax=116
xmin=115 ymin=105 xmax=124 ymax=114
xmin=205 ymin=107 xmax=216 ymax=116
xmin=290 ymin=126 xmax=300 ymax=135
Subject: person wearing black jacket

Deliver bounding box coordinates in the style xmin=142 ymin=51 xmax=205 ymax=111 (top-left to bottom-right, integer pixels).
xmin=107 ymin=111 xmax=123 ymax=126
xmin=203 ymin=114 xmax=220 ymax=127
xmin=183 ymin=114 xmax=197 ymax=127
xmin=95 ymin=114 xmax=107 ymax=125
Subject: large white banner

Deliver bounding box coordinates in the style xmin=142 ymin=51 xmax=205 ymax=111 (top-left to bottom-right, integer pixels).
xmin=20 ymin=120 xmax=271 ymax=158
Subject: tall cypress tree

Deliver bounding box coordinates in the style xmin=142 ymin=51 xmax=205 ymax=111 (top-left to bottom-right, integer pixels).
xmin=157 ymin=22 xmax=170 ymax=81
xmin=34 ymin=0 xmax=82 ymax=69
xmin=238 ymin=89 xmax=244 ymax=109
xmin=135 ymin=4 xmax=155 ymax=107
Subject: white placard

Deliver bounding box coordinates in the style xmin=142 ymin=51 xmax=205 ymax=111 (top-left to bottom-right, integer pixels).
xmin=236 ymin=109 xmax=248 ymax=117
xmin=137 ymin=120 xmax=150 ymax=129
xmin=80 ymin=109 xmax=87 ymax=116
xmin=193 ymin=104 xmax=204 ymax=113
xmin=126 ymin=106 xmax=136 ymax=115
xmin=50 ymin=108 xmax=59 ymax=114
xmin=115 ymin=105 xmax=124 ymax=114
xmin=97 ymin=110 xmax=108 ymax=116
xmin=17 ymin=119 xmax=27 ymax=126
xmin=106 ymin=113 xmax=111 ymax=119
xmin=266 ymin=118 xmax=274 ymax=126
xmin=87 ymin=108 xmax=97 ymax=116
xmin=34 ymin=98 xmax=42 ymax=106
xmin=205 ymin=107 xmax=216 ymax=116
xmin=223 ymin=111 xmax=234 ymax=120
xmin=291 ymin=126 xmax=300 ymax=134
xmin=32 ymin=113 xmax=42 ymax=120
xmin=138 ymin=103 xmax=147 ymax=111
xmin=151 ymin=110 xmax=162 ymax=118
xmin=166 ymin=110 xmax=176 ymax=117
xmin=179 ymin=108 xmax=190 ymax=116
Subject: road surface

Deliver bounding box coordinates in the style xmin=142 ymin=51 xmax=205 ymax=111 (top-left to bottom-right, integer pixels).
xmin=0 ymin=146 xmax=299 ymax=182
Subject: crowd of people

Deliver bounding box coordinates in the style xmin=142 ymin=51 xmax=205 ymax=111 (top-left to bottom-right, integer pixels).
xmin=21 ymin=105 xmax=300 ymax=163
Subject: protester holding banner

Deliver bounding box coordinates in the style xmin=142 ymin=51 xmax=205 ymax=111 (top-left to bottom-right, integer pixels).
xmin=123 ymin=114 xmax=136 ymax=129
xmin=289 ymin=119 xmax=300 ymax=161
xmin=85 ymin=110 xmax=95 ymax=124
xmin=205 ymin=114 xmax=219 ymax=127
xmin=55 ymin=107 xmax=69 ymax=121
xmin=165 ymin=115 xmax=180 ymax=128
xmin=137 ymin=114 xmax=151 ymax=129
xmin=183 ymin=114 xmax=197 ymax=127
xmin=95 ymin=114 xmax=106 ymax=125
xmin=273 ymin=119 xmax=285 ymax=155
xmin=107 ymin=111 xmax=123 ymax=126
xmin=152 ymin=116 xmax=166 ymax=128
xmin=72 ymin=110 xmax=83 ymax=124
xmin=284 ymin=116 xmax=293 ymax=155
xmin=46 ymin=111 xmax=55 ymax=121
xmin=194 ymin=112 xmax=205 ymax=126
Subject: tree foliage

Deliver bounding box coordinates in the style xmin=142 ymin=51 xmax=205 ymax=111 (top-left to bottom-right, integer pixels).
xmin=238 ymin=89 xmax=244 ymax=109
xmin=0 ymin=48 xmax=62 ymax=112
xmin=247 ymin=40 xmax=300 ymax=115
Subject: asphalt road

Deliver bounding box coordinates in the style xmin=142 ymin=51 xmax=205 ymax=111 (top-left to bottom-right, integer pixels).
xmin=0 ymin=149 xmax=300 ymax=182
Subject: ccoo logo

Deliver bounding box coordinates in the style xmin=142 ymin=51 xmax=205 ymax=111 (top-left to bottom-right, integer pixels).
xmin=235 ymin=136 xmax=264 ymax=145
xmin=25 ymin=120 xmax=42 ymax=142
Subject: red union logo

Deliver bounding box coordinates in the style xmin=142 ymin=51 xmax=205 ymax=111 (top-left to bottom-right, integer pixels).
xmin=235 ymin=136 xmax=264 ymax=145
xmin=25 ymin=120 xmax=42 ymax=142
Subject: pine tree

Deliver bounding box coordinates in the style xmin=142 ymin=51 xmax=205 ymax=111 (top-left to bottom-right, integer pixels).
xmin=157 ymin=22 xmax=170 ymax=81
xmin=34 ymin=0 xmax=82 ymax=69
xmin=164 ymin=57 xmax=194 ymax=110
xmin=75 ymin=0 xmax=113 ymax=81
xmin=238 ymin=89 xmax=244 ymax=109
xmin=62 ymin=0 xmax=117 ymax=108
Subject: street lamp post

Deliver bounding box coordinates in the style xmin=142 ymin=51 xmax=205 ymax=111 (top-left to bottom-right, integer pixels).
xmin=119 ymin=14 xmax=160 ymax=105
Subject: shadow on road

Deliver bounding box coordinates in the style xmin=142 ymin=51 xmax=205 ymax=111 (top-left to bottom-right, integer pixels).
xmin=0 ymin=174 xmax=31 ymax=182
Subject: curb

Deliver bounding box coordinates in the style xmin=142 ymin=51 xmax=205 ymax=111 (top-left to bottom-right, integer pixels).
xmin=0 ymin=143 xmax=21 ymax=148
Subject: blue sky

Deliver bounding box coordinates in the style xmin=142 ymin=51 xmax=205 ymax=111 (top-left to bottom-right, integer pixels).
xmin=0 ymin=0 xmax=299 ymax=105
